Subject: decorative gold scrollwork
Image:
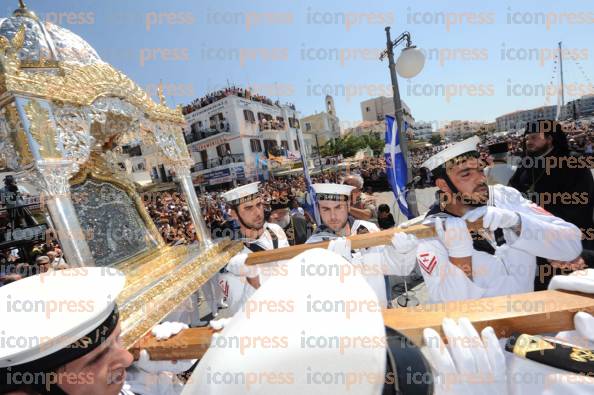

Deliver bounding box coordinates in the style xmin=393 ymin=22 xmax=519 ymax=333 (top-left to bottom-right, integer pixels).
xmin=24 ymin=99 xmax=61 ymax=159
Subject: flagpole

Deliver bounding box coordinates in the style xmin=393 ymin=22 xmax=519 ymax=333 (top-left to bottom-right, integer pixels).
xmin=382 ymin=27 xmax=419 ymax=217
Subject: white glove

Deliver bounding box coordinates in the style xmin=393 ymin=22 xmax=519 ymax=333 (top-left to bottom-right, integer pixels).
xmin=423 ymin=318 xmax=507 ymax=395
xmin=134 ymin=349 xmax=196 ymax=374
xmin=463 ymin=206 xmax=519 ymax=232
xmin=391 ymin=232 xmax=418 ymax=254
xmin=209 ymin=317 xmax=232 ymax=331
xmin=151 ymin=321 xmax=188 ymax=341
xmin=226 ymin=252 xmax=259 ymax=278
xmin=434 ymin=217 xmax=474 ymax=258
xmin=574 ymin=311 xmax=594 ymax=342
xmin=327 ymin=237 xmax=352 ymax=262
xmin=384 ymin=232 xmax=419 ymax=276
xmin=548 ymin=268 xmax=594 ymax=294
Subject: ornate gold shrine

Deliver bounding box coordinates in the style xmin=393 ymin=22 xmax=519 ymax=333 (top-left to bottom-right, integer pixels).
xmin=0 ymin=2 xmax=240 ymax=347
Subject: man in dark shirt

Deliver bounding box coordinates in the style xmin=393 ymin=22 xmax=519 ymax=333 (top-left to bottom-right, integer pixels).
xmin=268 ymin=198 xmax=311 ymax=245
xmin=509 ymin=120 xmax=594 ymax=288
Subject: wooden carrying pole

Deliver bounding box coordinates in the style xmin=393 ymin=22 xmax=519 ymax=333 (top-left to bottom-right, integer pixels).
xmin=129 ymin=289 xmax=594 ymax=361
xmin=245 ymin=220 xmax=483 ymax=266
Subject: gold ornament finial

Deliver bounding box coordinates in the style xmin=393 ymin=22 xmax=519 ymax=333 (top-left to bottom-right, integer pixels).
xmin=13 ymin=0 xmax=38 ymax=19
xmin=157 ymin=80 xmax=166 ymax=105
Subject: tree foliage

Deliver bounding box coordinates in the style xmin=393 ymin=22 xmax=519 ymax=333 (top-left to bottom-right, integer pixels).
xmin=429 ymin=134 xmax=442 ymax=145
xmin=319 ymin=134 xmax=385 ymax=158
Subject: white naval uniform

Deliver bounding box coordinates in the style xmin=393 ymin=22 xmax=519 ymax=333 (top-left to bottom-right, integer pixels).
xmin=416 ymin=185 xmax=582 ymax=303
xmin=219 ymin=222 xmax=289 ymax=316
xmin=307 ymin=219 xmax=389 ymax=308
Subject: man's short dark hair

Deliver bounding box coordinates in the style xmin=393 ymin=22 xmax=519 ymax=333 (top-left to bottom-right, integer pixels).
xmin=378 ymin=204 xmax=390 ymax=213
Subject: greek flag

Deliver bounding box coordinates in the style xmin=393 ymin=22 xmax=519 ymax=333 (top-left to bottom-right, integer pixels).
xmin=384 ymin=115 xmax=413 ymax=219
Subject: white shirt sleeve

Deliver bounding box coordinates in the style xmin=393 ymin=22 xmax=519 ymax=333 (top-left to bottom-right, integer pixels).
xmin=416 ymin=239 xmax=488 ymax=303
xmin=496 ymin=185 xmax=582 ymax=261
xmin=417 ymin=238 xmax=535 ymax=303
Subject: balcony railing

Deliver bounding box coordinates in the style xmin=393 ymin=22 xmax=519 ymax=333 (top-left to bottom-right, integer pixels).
xmin=185 ymin=123 xmax=230 ymax=144
xmin=258 ymin=120 xmax=285 ymax=132
xmin=191 ymin=154 xmax=245 ymax=172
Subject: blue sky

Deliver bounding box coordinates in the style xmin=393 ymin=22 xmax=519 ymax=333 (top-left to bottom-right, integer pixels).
xmin=8 ymin=0 xmax=594 ymax=128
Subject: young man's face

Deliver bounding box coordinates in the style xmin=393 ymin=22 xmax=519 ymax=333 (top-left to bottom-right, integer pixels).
xmin=232 ymin=197 xmax=265 ymax=230
xmin=525 ymin=132 xmax=553 ymax=156
xmin=318 ymin=200 xmax=349 ymax=233
xmin=58 ymin=322 xmax=133 ymax=395
xmin=438 ymin=157 xmax=488 ymax=206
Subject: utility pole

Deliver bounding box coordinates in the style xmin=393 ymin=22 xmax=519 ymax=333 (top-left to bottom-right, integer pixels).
xmin=559 ymin=41 xmax=565 ymax=107
xmin=382 ymin=27 xmax=419 ymax=217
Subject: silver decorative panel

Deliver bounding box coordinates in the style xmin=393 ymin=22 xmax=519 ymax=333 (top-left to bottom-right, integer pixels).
xmin=70 ymin=179 xmax=152 ymax=266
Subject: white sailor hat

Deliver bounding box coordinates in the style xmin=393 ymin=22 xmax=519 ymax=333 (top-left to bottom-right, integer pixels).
xmin=312 ymin=183 xmax=355 ymax=201
xmin=421 ymin=136 xmax=481 ymax=171
xmin=222 ymin=182 xmax=261 ymax=205
xmin=0 ymin=268 xmax=125 ymax=373
xmin=183 ymin=248 xmax=386 ymax=395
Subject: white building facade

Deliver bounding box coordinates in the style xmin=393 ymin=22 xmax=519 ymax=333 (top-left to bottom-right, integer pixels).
xmin=183 ymin=95 xmax=311 ymax=190
xmin=411 ymin=121 xmax=435 ymax=140
xmin=360 ymin=96 xmax=414 ymax=126
xmin=496 ymin=105 xmax=557 ymax=132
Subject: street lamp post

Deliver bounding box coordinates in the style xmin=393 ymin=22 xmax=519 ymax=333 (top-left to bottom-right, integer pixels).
xmin=380 ymin=27 xmax=425 ymax=217
xmin=314 ymin=134 xmax=324 ymax=172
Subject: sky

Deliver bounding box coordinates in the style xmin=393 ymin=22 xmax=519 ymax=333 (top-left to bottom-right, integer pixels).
xmin=6 ymin=0 xmax=594 ymax=130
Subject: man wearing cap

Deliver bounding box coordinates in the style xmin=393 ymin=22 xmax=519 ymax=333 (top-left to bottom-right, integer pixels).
xmin=0 ymin=268 xmax=135 ymax=395
xmin=306 ymin=183 xmax=416 ymax=308
xmin=418 ymin=136 xmax=582 ymax=303
xmin=484 ymin=141 xmax=516 ymax=186
xmin=510 ymin=120 xmax=594 ymax=287
xmin=219 ymin=182 xmax=289 ymax=316
xmin=267 ymin=196 xmax=311 ymax=246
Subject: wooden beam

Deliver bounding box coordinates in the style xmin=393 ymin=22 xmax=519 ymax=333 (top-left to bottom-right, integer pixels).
xmin=129 ymin=326 xmax=216 ymax=361
xmin=129 ymin=289 xmax=594 ymax=360
xmin=382 ymin=289 xmax=594 ymax=345
xmin=245 ymin=220 xmax=483 ymax=266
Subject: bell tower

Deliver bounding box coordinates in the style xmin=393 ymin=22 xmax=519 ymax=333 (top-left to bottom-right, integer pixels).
xmin=325 ymin=95 xmax=335 ymax=116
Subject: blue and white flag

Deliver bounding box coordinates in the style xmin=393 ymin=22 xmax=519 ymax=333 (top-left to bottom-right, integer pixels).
xmin=384 ymin=115 xmax=413 ymax=219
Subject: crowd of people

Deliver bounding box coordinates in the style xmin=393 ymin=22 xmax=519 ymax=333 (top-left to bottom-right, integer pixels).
xmin=144 ymin=158 xmax=390 ymax=242
xmin=181 ymin=86 xmax=296 ymax=115
xmin=144 ymin=191 xmax=198 ymax=245
xmin=0 ymin=237 xmax=67 ymax=286
xmin=3 ymin=118 xmax=594 ymax=394
xmin=409 ymin=118 xmax=594 ymax=182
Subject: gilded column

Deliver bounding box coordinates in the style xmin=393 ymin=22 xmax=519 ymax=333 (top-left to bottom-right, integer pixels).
xmin=28 ymin=161 xmax=95 ymax=267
